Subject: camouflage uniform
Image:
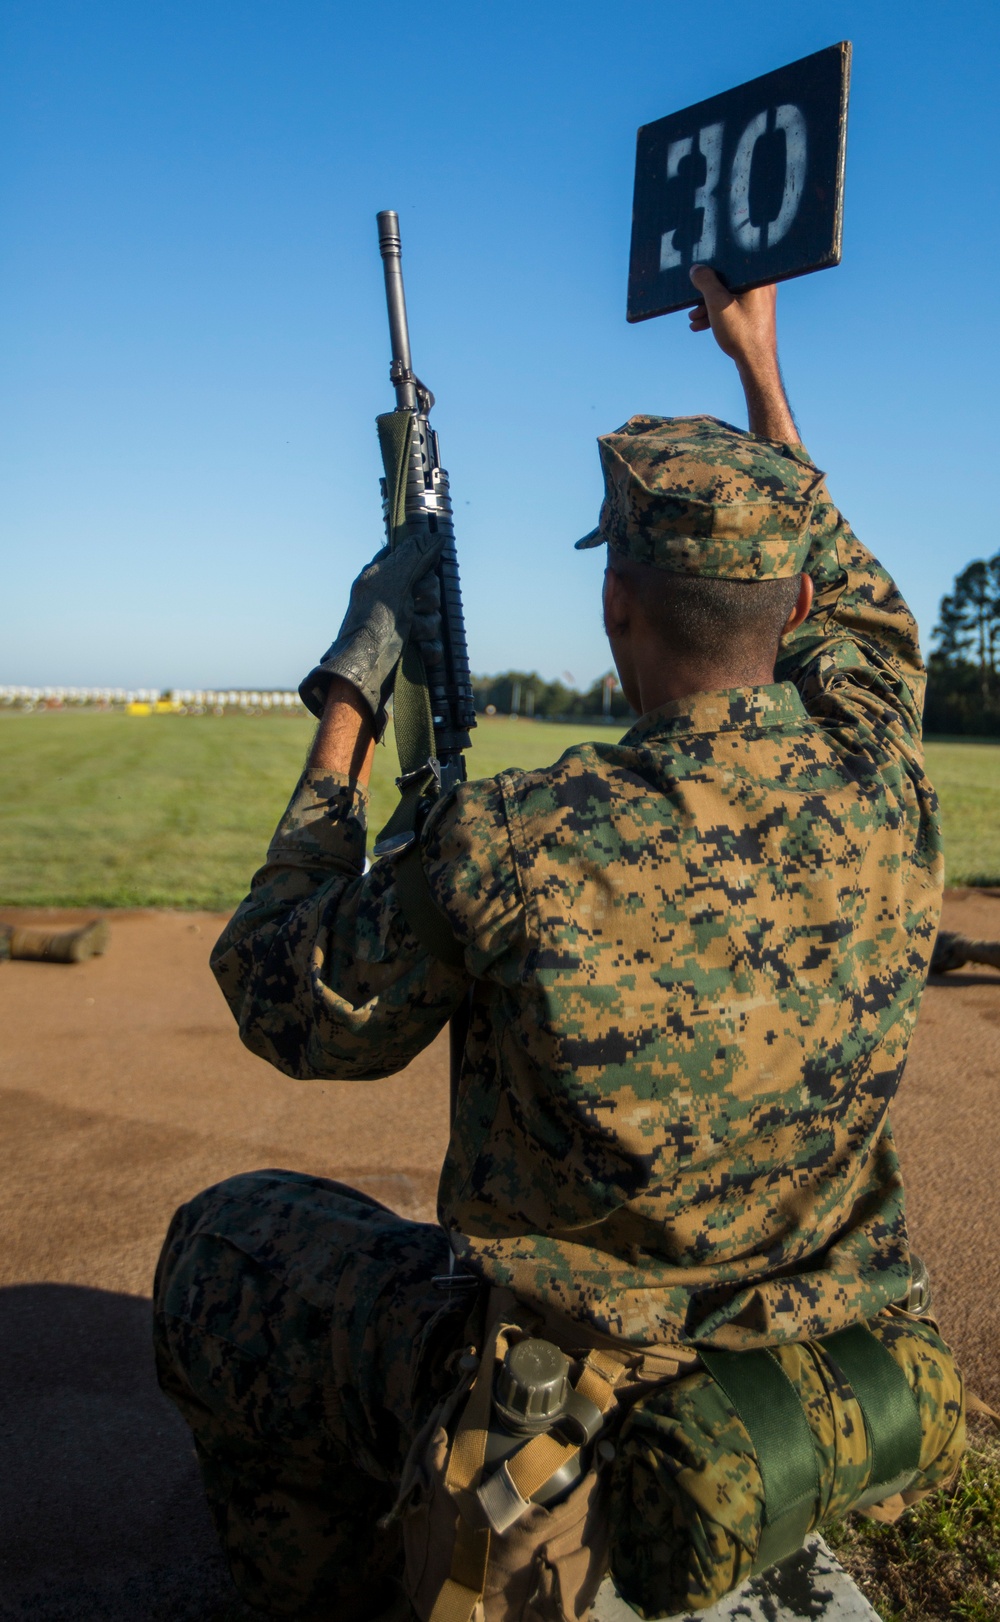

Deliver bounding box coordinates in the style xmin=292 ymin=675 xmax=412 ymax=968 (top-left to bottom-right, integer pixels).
xmin=156 ymin=416 xmax=942 ymax=1616
xmin=154 ymin=1171 xmax=481 ymax=1618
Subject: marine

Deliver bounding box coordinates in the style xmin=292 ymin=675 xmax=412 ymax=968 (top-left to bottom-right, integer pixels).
xmin=154 ymin=265 xmax=943 ymax=1619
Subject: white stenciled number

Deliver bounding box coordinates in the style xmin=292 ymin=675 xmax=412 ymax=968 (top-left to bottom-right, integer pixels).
xmin=730 ymin=104 xmax=808 ymax=252
xmin=660 ymin=137 xmax=692 ymax=270
xmin=769 ymin=105 xmax=808 ymax=246
xmin=691 ymin=123 xmax=723 ymax=262
xmin=729 ymin=111 xmax=767 ymax=250
xmin=659 ymin=122 xmax=723 ymax=271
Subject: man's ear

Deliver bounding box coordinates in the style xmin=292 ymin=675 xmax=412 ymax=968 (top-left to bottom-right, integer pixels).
xmin=603 ymin=564 xmax=631 ymax=638
xmin=782 ymin=573 xmax=814 ymax=636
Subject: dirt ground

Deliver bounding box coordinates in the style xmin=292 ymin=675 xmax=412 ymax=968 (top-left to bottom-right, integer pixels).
xmin=1 ymin=895 xmax=998 ymax=1620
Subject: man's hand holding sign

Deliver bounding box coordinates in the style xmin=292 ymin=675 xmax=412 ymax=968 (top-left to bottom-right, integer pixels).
xmin=688 ymin=267 xmax=801 ymax=446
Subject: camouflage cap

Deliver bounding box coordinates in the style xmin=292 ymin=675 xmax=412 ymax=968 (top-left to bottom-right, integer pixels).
xmin=576 ymin=414 xmax=825 ymax=579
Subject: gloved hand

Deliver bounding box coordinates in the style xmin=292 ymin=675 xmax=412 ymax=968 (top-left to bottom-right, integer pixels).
xmin=298 ymin=532 xmax=444 ymax=732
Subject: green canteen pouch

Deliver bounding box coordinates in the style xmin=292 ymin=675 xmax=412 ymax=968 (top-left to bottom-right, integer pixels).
xmin=608 ymin=1307 xmax=966 ymax=1618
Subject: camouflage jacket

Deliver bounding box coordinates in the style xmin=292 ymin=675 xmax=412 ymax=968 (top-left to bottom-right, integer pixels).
xmin=212 ymin=453 xmax=943 ymax=1350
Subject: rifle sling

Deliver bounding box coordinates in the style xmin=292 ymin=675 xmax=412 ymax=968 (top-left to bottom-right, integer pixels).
xmin=376 ymin=409 xmax=412 ymax=538
xmin=372 ymin=409 xmax=465 ymax=969
xmin=394 ymin=838 xmax=466 ymax=970
xmin=375 ymin=407 xmax=439 ymax=836
xmin=391 ymin=641 xmax=437 ymax=810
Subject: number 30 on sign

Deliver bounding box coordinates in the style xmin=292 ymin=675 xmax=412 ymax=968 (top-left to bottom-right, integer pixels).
xmin=627 ymin=43 xmax=851 ymax=322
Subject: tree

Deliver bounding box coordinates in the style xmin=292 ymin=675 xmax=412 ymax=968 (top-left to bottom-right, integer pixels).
xmin=927 ymin=550 xmax=1000 ymax=734
xmin=932 ymin=557 xmax=1000 ymax=704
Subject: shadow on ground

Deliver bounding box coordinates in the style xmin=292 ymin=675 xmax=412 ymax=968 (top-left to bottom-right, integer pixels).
xmin=0 ymin=1283 xmax=253 ymax=1622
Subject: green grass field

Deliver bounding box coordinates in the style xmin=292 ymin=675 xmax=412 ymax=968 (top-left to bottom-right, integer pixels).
xmin=1 ymin=710 xmax=998 ymax=909
xmin=0 ymin=711 xmax=618 ymax=908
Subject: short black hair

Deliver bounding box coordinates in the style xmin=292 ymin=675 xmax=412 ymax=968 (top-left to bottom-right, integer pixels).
xmin=609 ymin=553 xmax=802 ymax=676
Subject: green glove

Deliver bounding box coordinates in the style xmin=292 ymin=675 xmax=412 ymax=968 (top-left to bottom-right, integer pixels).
xmin=299 ymin=532 xmax=444 ymax=732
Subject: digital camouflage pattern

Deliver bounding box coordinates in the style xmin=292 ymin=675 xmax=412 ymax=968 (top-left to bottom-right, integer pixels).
xmin=211 ymin=441 xmax=943 ymax=1353
xmin=608 ymin=1307 xmax=966 ymax=1617
xmin=153 ymin=1169 xmax=480 ymax=1620
xmin=574 ymin=416 xmax=826 ymax=578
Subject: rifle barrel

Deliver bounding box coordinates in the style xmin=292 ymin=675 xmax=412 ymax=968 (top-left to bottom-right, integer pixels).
xmin=376 ymin=210 xmax=417 ymax=411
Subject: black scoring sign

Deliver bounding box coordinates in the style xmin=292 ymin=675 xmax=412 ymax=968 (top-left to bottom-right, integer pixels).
xmin=627 ymin=43 xmax=851 ymax=322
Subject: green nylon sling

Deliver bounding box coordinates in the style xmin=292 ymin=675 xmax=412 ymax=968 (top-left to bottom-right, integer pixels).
xmin=374 ymin=409 xmax=465 ymax=970
xmin=699 ymin=1319 xmax=923 ymax=1575
xmin=822 ymin=1322 xmax=924 ymax=1507
xmin=376 ymin=407 xmax=435 ymax=830
xmin=698 ymin=1345 xmax=819 ymax=1575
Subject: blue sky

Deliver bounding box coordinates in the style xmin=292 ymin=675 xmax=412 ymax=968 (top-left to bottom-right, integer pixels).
xmin=2 ymin=1 xmax=997 ymax=689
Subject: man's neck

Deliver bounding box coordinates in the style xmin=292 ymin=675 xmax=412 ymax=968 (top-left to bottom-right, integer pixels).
xmin=637 ymin=662 xmax=776 ymax=714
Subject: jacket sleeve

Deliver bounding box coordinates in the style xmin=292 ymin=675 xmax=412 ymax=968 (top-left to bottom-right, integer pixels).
xmin=210 ymin=765 xmax=525 ymax=1080
xmin=774 ymin=444 xmax=927 ymax=760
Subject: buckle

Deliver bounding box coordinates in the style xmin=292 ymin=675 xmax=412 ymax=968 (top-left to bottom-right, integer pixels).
xmin=395 ymin=756 xmax=441 ymax=794
xmin=477 ymin=1460 xmax=532 ymax=1536
xmin=372 ymin=829 xmax=416 ymax=860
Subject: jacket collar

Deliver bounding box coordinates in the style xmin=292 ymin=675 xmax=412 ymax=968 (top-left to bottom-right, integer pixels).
xmin=621 ymin=681 xmax=807 ymax=746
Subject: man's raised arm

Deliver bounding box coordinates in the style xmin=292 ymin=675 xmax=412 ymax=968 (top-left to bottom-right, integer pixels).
xmin=688 ymin=264 xmax=929 ymax=757
xmin=688 ymin=266 xmax=800 ymax=446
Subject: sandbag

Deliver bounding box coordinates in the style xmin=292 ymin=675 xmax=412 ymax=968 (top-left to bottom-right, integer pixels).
xmin=608 ymin=1307 xmax=966 ymax=1617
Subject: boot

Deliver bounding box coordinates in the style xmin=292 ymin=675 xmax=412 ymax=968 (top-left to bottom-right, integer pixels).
xmin=2 ymin=918 xmax=110 ymax=963
xmin=931 ymin=930 xmax=1000 ymax=974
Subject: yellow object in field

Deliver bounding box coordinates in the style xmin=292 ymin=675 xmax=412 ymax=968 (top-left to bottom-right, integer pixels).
xmin=155 ymin=701 xmax=175 ymax=714
xmin=127 ymin=702 xmax=152 ymax=716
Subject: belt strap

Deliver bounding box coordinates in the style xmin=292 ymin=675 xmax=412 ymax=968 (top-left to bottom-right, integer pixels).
xmin=699 ymin=1345 xmax=820 ymax=1575
xmin=428 ymin=1323 xmax=506 ymax=1622
xmin=821 ymin=1323 xmax=923 ymax=1507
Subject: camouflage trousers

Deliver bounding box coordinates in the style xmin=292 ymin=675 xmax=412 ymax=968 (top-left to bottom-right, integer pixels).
xmin=153 ymin=1170 xmax=481 ymax=1621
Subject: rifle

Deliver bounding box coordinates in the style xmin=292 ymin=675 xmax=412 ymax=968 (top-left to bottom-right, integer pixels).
xmin=374 ymin=211 xmax=476 ymax=798
xmin=372 ymin=210 xmax=476 ymax=1119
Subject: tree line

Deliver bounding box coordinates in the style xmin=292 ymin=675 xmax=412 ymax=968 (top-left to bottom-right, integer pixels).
xmin=926 ymin=554 xmax=1000 ymax=736
xmin=472 ymin=670 xmax=631 ymax=722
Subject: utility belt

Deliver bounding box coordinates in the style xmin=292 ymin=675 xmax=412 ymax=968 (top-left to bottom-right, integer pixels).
xmin=390 ymin=1281 xmax=976 ymax=1622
